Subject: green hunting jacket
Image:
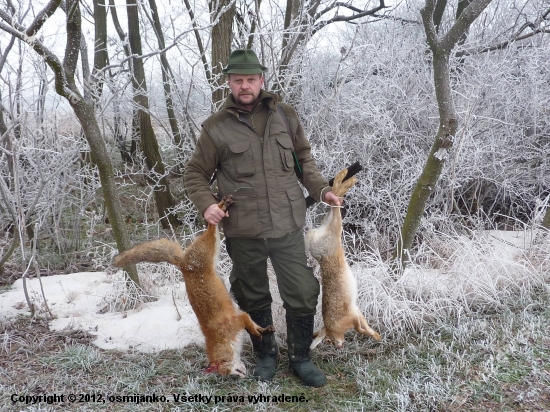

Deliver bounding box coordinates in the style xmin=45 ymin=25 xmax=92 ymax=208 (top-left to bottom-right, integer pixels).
xmin=184 ymin=90 xmax=329 ymax=238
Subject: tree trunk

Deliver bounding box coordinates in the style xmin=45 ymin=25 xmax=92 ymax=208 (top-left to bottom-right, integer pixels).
xmin=274 ymin=0 xmax=323 ymax=98
xmin=126 ymin=0 xmax=178 ymax=229
xmin=282 ymin=0 xmax=300 ymax=50
xmin=14 ymin=40 xmax=22 ymax=140
xmin=0 ymin=36 xmax=15 ymax=177
xmin=0 ymin=0 xmax=140 ymax=285
xmin=108 ymin=0 xmax=131 ymax=56
xmin=246 ymin=0 xmax=263 ymax=50
xmin=184 ymin=0 xmax=211 ymax=84
xmin=0 ymin=88 xmax=14 ymax=180
xmin=66 ymin=0 xmax=139 ymax=285
xmin=455 ymin=0 xmax=474 ymax=65
xmin=433 ymin=0 xmax=447 ymax=32
xmin=71 ymin=98 xmax=140 ymax=284
xmin=147 ymin=0 xmax=182 ymax=150
xmin=0 ymin=34 xmax=16 ymax=271
xmin=393 ymin=54 xmax=457 ymax=268
xmin=542 ymin=207 xmax=550 ymax=230
xmin=0 ymin=103 xmax=6 ymax=138
xmin=93 ymin=0 xmax=109 ymax=98
xmin=108 ymin=0 xmax=134 ymax=163
xmin=278 ymin=0 xmax=301 ymax=93
xmin=209 ymin=0 xmax=235 ymax=108
xmin=392 ymin=0 xmax=493 ymax=271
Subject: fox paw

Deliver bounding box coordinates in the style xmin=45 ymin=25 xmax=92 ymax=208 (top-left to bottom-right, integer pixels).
xmin=259 ymin=325 xmax=275 ymax=334
xmin=220 ymin=195 xmax=234 ymax=212
xmin=332 ymin=168 xmax=357 ymax=197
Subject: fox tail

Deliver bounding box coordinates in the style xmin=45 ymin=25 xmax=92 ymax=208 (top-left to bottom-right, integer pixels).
xmin=113 ymin=238 xmax=185 ymax=267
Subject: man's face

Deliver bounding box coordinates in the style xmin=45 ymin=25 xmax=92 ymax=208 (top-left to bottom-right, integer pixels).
xmin=227 ymin=74 xmax=264 ymax=110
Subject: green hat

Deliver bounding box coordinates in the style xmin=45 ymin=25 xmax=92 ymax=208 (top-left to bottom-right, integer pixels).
xmin=222 ymin=50 xmax=268 ymax=74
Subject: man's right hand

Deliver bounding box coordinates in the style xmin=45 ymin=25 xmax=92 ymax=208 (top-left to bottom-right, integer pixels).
xmin=203 ymin=203 xmax=229 ymax=225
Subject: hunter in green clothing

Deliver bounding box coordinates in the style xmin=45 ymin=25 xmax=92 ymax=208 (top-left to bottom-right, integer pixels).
xmin=184 ymin=49 xmax=340 ymax=387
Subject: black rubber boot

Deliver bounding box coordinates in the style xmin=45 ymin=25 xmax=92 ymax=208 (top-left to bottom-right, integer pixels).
xmin=286 ymin=313 xmax=326 ymax=387
xmin=249 ymin=308 xmax=278 ymax=381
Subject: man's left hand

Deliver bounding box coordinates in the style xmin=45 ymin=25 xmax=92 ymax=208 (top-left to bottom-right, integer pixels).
xmin=323 ymin=191 xmax=341 ymax=206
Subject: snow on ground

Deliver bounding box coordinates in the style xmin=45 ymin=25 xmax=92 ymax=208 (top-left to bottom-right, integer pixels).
xmin=0 ymin=271 xmax=204 ymax=352
xmin=485 ymin=229 xmax=537 ymax=256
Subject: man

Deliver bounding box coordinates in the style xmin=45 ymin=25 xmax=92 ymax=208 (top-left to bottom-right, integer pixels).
xmin=184 ymin=49 xmax=340 ymax=387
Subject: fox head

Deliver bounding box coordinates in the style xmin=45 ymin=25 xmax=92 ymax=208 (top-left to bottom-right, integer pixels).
xmin=205 ymin=358 xmax=246 ymax=377
xmin=204 ymin=329 xmax=247 ymax=377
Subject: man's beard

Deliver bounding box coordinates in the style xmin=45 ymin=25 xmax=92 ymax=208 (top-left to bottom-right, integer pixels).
xmin=234 ymin=92 xmax=259 ymax=107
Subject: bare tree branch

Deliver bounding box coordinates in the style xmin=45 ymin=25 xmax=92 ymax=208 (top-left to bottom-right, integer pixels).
xmin=0 ymin=155 xmax=17 ymax=219
xmin=5 ymin=0 xmax=16 ymax=14
xmin=312 ymin=0 xmax=387 ymax=35
xmin=459 ymin=29 xmax=550 ymax=56
xmin=0 ymin=35 xmax=15 ymax=73
xmin=457 ymin=6 xmax=550 ymax=57
xmin=315 ymin=2 xmax=363 ymax=17
xmin=278 ymin=0 xmax=388 ymax=90
xmin=108 ymin=0 xmax=131 ymax=57
xmin=420 ymin=0 xmax=440 ymax=51
xmin=93 ymin=22 xmax=201 ymax=80
xmin=63 ymin=0 xmax=81 ymax=80
xmin=0 ymin=8 xmax=25 ymax=30
xmin=371 ymin=13 xmax=421 ymax=25
xmin=0 ymin=20 xmax=70 ymax=99
xmin=183 ymin=0 xmax=211 ymax=83
xmin=442 ymin=0 xmax=492 ymax=50
xmin=25 ymin=0 xmax=62 ymax=38
xmin=246 ymin=0 xmax=262 ymax=49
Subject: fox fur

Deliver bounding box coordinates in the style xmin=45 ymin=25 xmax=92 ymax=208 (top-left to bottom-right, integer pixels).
xmin=112 ymin=196 xmax=274 ymax=377
xmin=305 ymin=169 xmax=381 ymax=349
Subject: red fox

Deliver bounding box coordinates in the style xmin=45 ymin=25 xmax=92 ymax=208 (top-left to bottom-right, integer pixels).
xmin=305 ymin=169 xmax=381 ymax=349
xmin=112 ymin=196 xmax=274 ymax=377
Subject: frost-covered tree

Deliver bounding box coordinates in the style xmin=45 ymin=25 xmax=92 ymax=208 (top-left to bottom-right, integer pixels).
xmin=0 ymin=0 xmax=140 ymax=285
xmin=393 ymin=0 xmax=493 ymax=270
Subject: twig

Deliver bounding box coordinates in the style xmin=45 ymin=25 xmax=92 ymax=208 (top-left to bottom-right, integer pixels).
xmin=21 ymin=256 xmax=36 ymax=318
xmin=32 ymin=222 xmax=53 ymax=318
xmin=172 ymin=289 xmax=182 ymax=321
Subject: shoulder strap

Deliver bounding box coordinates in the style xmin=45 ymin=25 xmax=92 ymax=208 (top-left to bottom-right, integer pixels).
xmin=276 ymin=104 xmax=303 ymax=179
xmin=276 ymin=104 xmax=294 ymax=143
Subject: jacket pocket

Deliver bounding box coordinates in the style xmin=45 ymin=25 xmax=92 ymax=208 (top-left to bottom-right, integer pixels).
xmin=276 ymin=135 xmax=295 ymax=170
xmin=286 ymin=185 xmax=306 ymax=228
xmin=228 ymin=141 xmax=255 ymax=178
xmin=223 ymin=191 xmax=261 ymax=237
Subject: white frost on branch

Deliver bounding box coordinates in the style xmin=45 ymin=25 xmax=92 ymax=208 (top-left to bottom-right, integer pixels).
xmin=64 ymin=87 xmax=81 ymax=104
xmin=22 ymin=32 xmax=37 ymax=45
xmin=434 ymin=148 xmax=448 ymax=161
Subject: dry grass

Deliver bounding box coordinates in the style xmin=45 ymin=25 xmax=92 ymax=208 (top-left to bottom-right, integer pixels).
xmin=1 ymin=299 xmax=550 ymax=411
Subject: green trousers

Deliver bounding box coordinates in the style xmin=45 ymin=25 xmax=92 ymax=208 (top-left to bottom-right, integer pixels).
xmin=227 ymin=229 xmax=320 ymax=317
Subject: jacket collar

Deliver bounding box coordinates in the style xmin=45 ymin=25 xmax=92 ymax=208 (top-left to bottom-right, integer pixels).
xmin=224 ymin=89 xmax=278 ymax=116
